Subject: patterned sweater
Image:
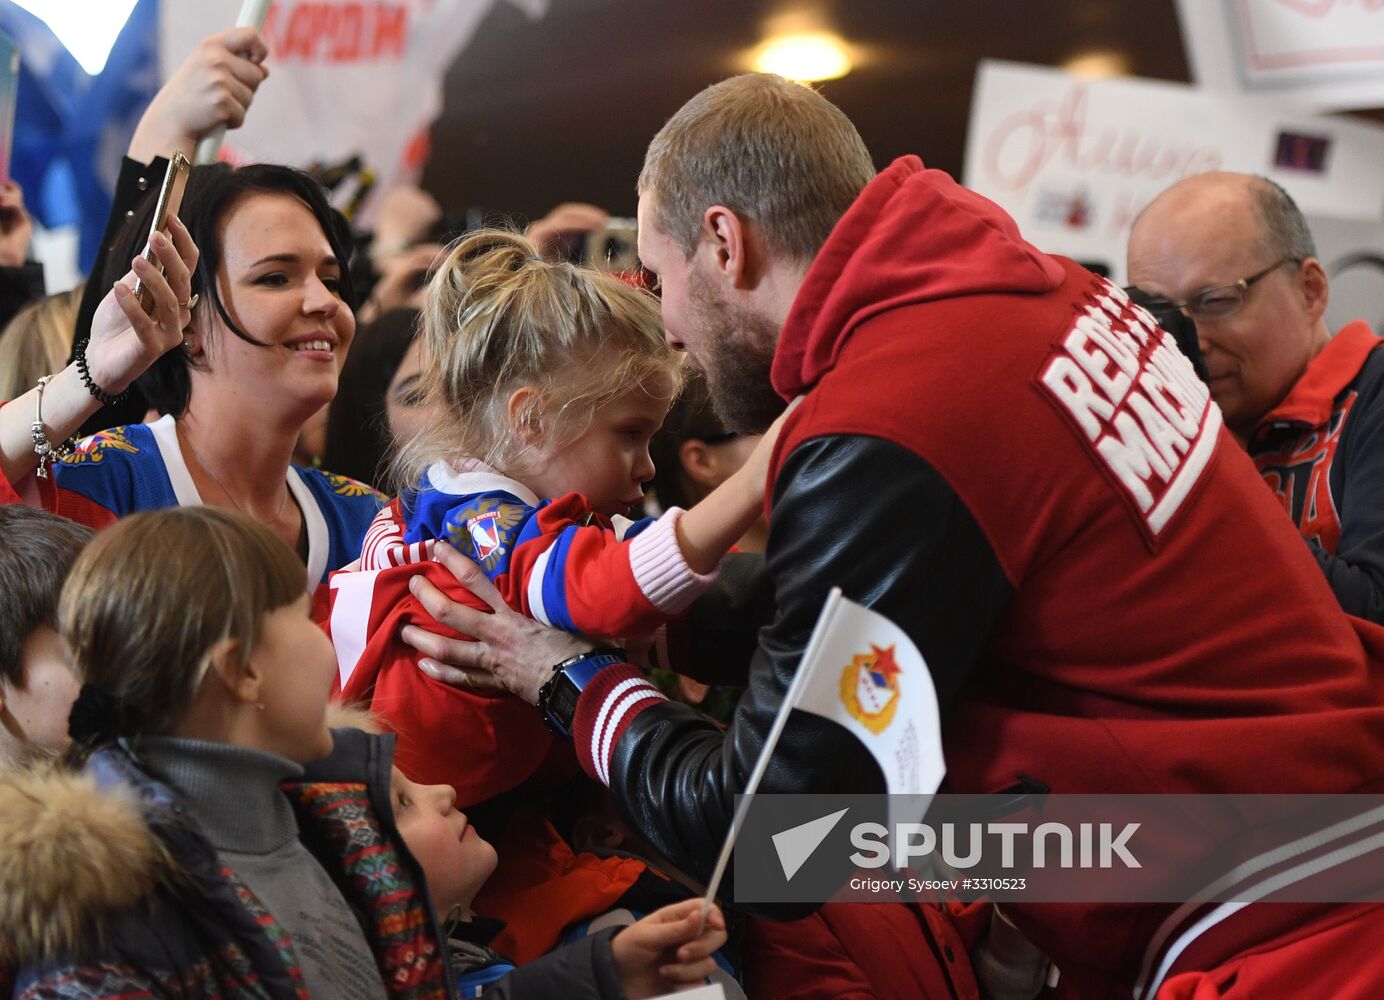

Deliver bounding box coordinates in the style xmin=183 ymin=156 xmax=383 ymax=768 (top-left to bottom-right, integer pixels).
xmin=0 ymin=729 xmax=453 ymax=1000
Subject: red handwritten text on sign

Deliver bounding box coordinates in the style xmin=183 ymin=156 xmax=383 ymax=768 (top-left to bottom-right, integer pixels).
xmin=982 ymin=84 xmax=1223 ymax=191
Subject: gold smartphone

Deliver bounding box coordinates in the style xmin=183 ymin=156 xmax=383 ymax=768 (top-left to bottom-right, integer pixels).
xmin=132 ymin=150 xmax=191 ymax=314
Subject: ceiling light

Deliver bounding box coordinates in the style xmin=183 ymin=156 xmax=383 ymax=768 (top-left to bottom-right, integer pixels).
xmin=10 ymin=0 xmax=139 ymax=76
xmin=753 ymin=32 xmax=853 ymax=83
xmin=1062 ymin=50 xmax=1131 ymax=80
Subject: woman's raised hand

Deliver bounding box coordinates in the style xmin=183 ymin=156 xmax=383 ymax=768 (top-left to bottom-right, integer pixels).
xmin=86 ymin=215 xmax=200 ymax=398
xmin=128 ymin=28 xmax=270 ymax=164
xmin=0 ymin=216 xmax=198 ymax=484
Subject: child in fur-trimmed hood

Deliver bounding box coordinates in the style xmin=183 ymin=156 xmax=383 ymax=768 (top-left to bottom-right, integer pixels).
xmin=0 ymin=507 xmax=724 ymax=1000
xmin=1 ymin=507 xmax=444 ymax=1000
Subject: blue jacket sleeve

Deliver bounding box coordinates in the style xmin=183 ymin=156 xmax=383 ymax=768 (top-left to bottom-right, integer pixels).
xmin=1319 ymin=349 xmax=1384 ymax=622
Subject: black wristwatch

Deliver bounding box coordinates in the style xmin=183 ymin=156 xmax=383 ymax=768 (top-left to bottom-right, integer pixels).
xmin=536 ymin=649 xmax=626 ymax=737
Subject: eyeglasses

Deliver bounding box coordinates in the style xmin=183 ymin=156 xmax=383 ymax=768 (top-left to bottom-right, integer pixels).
xmin=1150 ymin=257 xmax=1298 ymax=322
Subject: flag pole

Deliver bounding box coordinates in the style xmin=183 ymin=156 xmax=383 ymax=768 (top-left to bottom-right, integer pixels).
xmin=193 ymin=0 xmax=274 ymax=165
xmin=700 ymin=587 xmax=845 ymax=922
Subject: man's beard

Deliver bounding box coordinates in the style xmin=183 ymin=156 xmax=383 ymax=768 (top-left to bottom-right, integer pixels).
xmin=685 ymin=267 xmax=785 ymax=434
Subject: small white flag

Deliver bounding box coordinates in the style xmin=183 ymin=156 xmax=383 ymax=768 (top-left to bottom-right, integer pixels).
xmin=786 ymin=589 xmax=946 ymax=835
xmin=701 ymin=588 xmax=946 ymax=914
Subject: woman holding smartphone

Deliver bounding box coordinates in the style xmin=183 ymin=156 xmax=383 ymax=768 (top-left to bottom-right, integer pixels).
xmin=0 ymin=163 xmax=382 ymax=588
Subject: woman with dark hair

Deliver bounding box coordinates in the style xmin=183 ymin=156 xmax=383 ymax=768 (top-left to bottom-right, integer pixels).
xmin=322 ymin=306 xmax=433 ymax=490
xmin=0 ymin=163 xmax=382 ymax=588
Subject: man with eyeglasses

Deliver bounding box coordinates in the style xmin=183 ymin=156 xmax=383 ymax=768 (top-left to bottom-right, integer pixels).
xmin=1128 ymin=171 xmax=1384 ymax=622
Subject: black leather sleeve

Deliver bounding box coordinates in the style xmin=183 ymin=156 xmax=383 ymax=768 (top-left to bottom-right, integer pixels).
xmin=605 ymin=434 xmax=1014 ymax=892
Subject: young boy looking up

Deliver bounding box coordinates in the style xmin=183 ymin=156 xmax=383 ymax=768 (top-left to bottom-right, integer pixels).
xmin=391 ymin=764 xmax=729 ymax=998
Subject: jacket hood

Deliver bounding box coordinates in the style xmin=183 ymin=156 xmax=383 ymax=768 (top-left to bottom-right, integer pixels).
xmin=326 ymin=701 xmax=384 ymax=734
xmin=772 ymin=156 xmax=1067 ymax=398
xmin=0 ymin=763 xmax=170 ymax=965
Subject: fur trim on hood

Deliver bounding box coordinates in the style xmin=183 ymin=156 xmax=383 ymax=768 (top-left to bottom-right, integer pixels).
xmin=0 ymin=765 xmax=169 ymax=966
xmin=327 ymin=701 xmax=384 ymax=734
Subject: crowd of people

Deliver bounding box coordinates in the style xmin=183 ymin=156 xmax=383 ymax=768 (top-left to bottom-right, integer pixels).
xmin=2 ymin=25 xmax=1384 ymax=1000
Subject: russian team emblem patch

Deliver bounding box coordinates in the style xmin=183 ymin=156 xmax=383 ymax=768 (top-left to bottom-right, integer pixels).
xmin=443 ymin=497 xmax=526 ymax=571
xmin=839 ymin=644 xmax=902 ymax=735
xmin=62 ymin=427 xmax=140 ymax=464
xmin=468 ymin=511 xmax=503 ymax=559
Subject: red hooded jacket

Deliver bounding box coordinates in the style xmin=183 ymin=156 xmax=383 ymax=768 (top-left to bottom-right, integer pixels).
xmin=571 ymin=158 xmax=1384 ymax=997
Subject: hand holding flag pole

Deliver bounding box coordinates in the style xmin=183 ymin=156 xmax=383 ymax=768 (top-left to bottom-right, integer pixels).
xmin=193 ymin=0 xmax=273 ymax=165
xmin=699 ymin=587 xmax=946 ymax=924
xmin=699 ymin=588 xmax=847 ymax=923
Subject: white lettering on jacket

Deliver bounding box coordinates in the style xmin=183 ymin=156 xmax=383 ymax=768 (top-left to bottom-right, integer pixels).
xmin=1040 ymin=281 xmax=1220 ymax=537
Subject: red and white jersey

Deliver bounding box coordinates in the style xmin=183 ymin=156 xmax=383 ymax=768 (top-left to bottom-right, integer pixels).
xmin=325 ymin=458 xmax=713 ymax=804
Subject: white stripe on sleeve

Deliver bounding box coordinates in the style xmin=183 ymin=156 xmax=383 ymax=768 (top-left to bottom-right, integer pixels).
xmin=526 ymin=544 xmax=556 ymax=626
xmin=596 ymin=683 xmax=667 ymax=785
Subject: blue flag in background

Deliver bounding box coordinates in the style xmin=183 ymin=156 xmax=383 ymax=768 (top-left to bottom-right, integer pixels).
xmin=0 ymin=0 xmax=158 ymax=273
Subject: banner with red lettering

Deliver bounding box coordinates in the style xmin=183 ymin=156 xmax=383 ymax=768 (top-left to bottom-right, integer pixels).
xmin=1177 ymin=0 xmax=1384 ymax=110
xmin=962 ymin=60 xmax=1384 ymax=283
xmin=159 ymin=0 xmax=548 ymax=223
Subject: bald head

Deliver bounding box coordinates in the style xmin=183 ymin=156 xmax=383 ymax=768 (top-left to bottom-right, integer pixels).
xmin=1130 ymin=172 xmax=1315 ymax=271
xmin=1126 ymin=171 xmax=1331 ymax=441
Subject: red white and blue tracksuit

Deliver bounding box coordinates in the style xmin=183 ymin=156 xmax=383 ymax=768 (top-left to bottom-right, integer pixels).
xmin=327 ymin=457 xmax=713 ymax=806
xmin=0 ymin=413 xmax=382 ymax=589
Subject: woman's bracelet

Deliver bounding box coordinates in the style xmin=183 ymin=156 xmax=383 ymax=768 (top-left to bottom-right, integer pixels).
xmin=74 ymin=339 xmax=129 ymax=407
xmin=31 ymin=375 xmax=76 ymax=479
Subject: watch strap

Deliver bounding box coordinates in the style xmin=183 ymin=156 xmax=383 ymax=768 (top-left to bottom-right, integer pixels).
xmin=537 ymin=649 xmax=624 ymax=736
xmin=563 ymin=651 xmax=625 ymax=689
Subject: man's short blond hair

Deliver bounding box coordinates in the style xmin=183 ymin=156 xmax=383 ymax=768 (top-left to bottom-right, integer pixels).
xmin=638 ymin=73 xmax=875 ymax=262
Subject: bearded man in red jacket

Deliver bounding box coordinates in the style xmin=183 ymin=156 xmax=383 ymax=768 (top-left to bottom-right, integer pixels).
xmin=409 ymin=73 xmax=1384 ymax=998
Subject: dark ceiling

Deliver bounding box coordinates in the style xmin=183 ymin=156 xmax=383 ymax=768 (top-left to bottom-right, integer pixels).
xmin=420 ymin=0 xmax=1195 ymax=224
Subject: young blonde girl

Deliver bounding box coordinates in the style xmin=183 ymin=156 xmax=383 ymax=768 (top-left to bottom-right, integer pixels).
xmin=0 ymin=507 xmax=446 ymax=999
xmin=330 ymin=230 xmax=780 ymax=805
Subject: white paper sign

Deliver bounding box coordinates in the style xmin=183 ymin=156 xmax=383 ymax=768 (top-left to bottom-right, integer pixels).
xmin=1177 ymin=0 xmax=1384 ymax=110
xmin=962 ymin=60 xmax=1384 ymax=284
xmin=159 ymin=0 xmax=547 ymax=223
xmin=650 ymin=985 xmax=726 ymax=1000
